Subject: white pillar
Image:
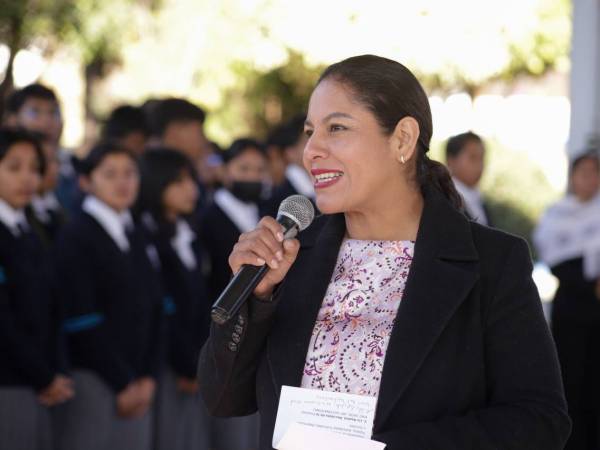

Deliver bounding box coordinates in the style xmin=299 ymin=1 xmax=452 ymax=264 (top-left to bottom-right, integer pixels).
xmin=568 ymin=0 xmax=600 ymax=156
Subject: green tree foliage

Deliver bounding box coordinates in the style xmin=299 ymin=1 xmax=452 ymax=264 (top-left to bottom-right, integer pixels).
xmin=208 ymin=51 xmax=322 ymax=142
xmin=0 ymin=0 xmax=77 ymax=112
xmin=0 ymin=0 xmax=158 ymax=123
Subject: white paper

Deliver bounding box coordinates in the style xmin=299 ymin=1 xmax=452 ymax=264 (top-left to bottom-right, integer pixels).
xmin=273 ymin=385 xmax=383 ymax=449
xmin=276 ymin=422 xmax=386 ymax=450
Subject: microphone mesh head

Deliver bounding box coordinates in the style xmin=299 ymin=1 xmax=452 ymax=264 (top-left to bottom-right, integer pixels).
xmin=277 ymin=195 xmax=315 ymax=231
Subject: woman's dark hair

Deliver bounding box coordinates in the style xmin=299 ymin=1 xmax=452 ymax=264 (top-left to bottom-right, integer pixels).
xmin=102 ymin=105 xmax=148 ymax=139
xmin=0 ymin=127 xmax=46 ymax=175
xmin=137 ymin=148 xmax=197 ymax=222
xmin=223 ymin=138 xmax=267 ymax=164
xmin=78 ymin=140 xmax=138 ymax=176
xmin=318 ymin=55 xmax=462 ymax=209
xmin=445 ymin=131 xmax=483 ymax=160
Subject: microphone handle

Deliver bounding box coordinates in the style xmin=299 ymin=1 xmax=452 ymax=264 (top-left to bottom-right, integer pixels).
xmin=210 ymin=214 xmax=299 ymax=325
xmin=211 ymin=263 xmax=270 ymax=325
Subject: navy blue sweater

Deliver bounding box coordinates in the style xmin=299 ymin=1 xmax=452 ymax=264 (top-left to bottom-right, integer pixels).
xmin=54 ymin=212 xmax=165 ymax=393
xmin=146 ymin=220 xmax=211 ymax=379
xmin=0 ymin=222 xmax=62 ymax=390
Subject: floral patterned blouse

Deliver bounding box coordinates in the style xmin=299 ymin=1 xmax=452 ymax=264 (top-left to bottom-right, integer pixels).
xmin=301 ymin=238 xmax=415 ymax=398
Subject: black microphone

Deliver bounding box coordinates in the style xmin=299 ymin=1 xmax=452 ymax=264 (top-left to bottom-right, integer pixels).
xmin=210 ymin=195 xmax=315 ymax=325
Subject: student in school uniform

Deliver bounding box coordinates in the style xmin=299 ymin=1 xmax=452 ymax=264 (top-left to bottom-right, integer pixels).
xmin=200 ymin=138 xmax=269 ymax=301
xmin=0 ymin=127 xmax=74 ymax=450
xmin=102 ymin=105 xmax=149 ymax=156
xmin=262 ymin=115 xmax=316 ymax=217
xmin=137 ymin=148 xmax=212 ymax=450
xmin=6 ymin=84 xmax=79 ymax=214
xmin=53 ymin=141 xmax=164 ymax=450
xmin=199 ymin=138 xmax=268 ymax=450
xmin=445 ymin=131 xmax=493 ymax=226
xmin=534 ymin=152 xmax=600 ymax=449
xmin=27 ymin=134 xmax=66 ymax=248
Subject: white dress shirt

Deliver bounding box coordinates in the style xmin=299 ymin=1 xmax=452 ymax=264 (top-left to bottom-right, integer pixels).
xmin=0 ymin=199 xmax=29 ymax=236
xmin=452 ymin=178 xmax=488 ymax=226
xmin=82 ymin=196 xmax=133 ymax=252
xmin=171 ymin=219 xmax=198 ymax=271
xmin=214 ymin=188 xmax=260 ymax=234
xmin=31 ymin=192 xmax=61 ymax=224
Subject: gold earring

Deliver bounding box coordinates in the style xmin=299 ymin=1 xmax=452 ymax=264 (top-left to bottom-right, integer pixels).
xmin=400 ymin=154 xmax=406 ymax=164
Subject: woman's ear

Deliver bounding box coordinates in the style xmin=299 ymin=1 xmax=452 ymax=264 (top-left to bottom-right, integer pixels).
xmin=390 ymin=116 xmax=420 ymax=165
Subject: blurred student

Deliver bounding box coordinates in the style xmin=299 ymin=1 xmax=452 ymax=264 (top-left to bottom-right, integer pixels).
xmin=102 ymin=105 xmax=149 ymax=156
xmin=0 ymin=128 xmax=73 ymax=450
xmin=200 ymin=138 xmax=268 ymax=300
xmin=53 ymin=141 xmax=164 ymax=450
xmin=445 ymin=131 xmax=492 ymax=225
xmin=264 ymin=122 xmax=292 ymax=188
xmin=147 ymin=98 xmax=209 ymax=163
xmin=534 ymin=151 xmax=600 ymax=450
xmin=137 ymin=149 xmax=212 ymax=450
xmin=195 ymin=141 xmax=224 ymax=205
xmin=199 ymin=138 xmax=267 ymax=450
xmin=262 ymin=115 xmax=314 ymax=217
xmin=147 ymin=98 xmax=211 ymax=205
xmin=7 ymin=84 xmax=79 ymax=213
xmin=27 ymin=134 xmax=66 ymax=247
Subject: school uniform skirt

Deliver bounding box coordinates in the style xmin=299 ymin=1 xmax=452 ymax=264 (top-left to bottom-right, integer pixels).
xmin=0 ymin=387 xmax=52 ymax=450
xmin=53 ymin=370 xmax=152 ymax=450
xmin=154 ymin=368 xmax=212 ymax=450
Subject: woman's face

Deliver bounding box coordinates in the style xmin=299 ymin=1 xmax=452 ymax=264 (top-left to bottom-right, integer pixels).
xmin=162 ymin=170 xmax=199 ymax=218
xmin=82 ymin=153 xmax=139 ymax=212
xmin=0 ymin=142 xmax=42 ymax=209
xmin=303 ymin=79 xmax=403 ymax=215
xmin=571 ymin=157 xmax=600 ymax=202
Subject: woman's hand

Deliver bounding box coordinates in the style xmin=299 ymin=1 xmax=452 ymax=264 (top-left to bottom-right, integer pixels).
xmin=38 ymin=374 xmax=74 ymax=406
xmin=595 ymin=279 xmax=600 ymax=301
xmin=229 ymin=217 xmax=301 ymax=299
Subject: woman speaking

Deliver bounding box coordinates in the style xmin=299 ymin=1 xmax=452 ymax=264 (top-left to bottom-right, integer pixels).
xmin=198 ymin=55 xmax=570 ymax=449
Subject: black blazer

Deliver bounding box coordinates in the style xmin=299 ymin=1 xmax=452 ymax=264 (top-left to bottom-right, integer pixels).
xmin=198 ymin=188 xmax=570 ymax=449
xmin=26 ymin=205 xmax=67 ymax=249
xmin=0 ymin=223 xmax=62 ymax=390
xmin=54 ymin=212 xmax=165 ymax=392
xmin=199 ymin=203 xmax=245 ymax=302
xmin=146 ymin=220 xmax=211 ymax=378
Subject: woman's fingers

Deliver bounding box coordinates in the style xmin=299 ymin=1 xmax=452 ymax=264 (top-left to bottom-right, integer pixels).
xmin=282 ymin=238 xmax=300 ymax=261
xmin=230 ymin=233 xmax=285 ymax=273
xmin=259 ymin=216 xmax=286 ymax=241
xmin=240 ymin=233 xmax=282 ymax=266
xmin=229 ymin=216 xmax=301 ymax=298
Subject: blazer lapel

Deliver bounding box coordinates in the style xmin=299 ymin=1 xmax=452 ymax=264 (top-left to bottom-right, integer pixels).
xmin=267 ymin=214 xmax=346 ymax=390
xmin=374 ymin=190 xmax=480 ymax=430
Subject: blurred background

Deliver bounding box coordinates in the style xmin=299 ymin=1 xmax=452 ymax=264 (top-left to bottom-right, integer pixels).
xmin=0 ymin=0 xmax=595 ymax=296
